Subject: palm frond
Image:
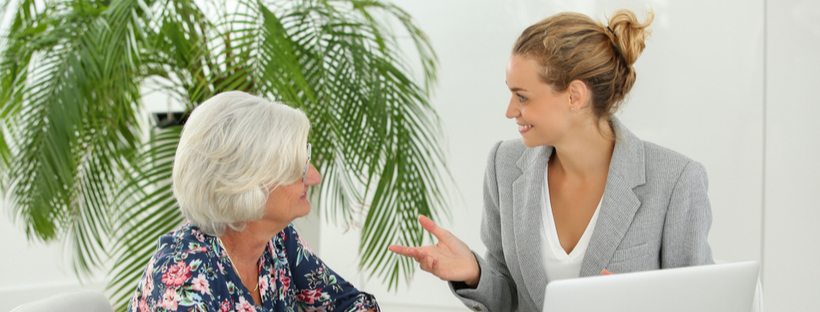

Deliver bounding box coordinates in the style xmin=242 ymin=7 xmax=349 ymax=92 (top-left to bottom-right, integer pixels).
xmin=263 ymin=0 xmax=449 ymax=288
xmin=2 ymin=0 xmax=145 ymax=277
xmin=109 ymin=125 xmax=183 ymax=312
xmin=2 ymin=0 xmax=449 ymax=306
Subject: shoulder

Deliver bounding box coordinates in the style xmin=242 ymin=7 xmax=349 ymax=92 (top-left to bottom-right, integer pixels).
xmin=641 ymin=141 xmax=698 ymax=172
xmin=132 ymin=224 xmax=224 ymax=311
xmin=487 ymin=139 xmax=529 ymax=166
xmin=612 ymin=118 xmax=706 ymax=183
xmin=152 ymin=224 xmax=220 ymax=277
xmin=155 ymin=223 xmax=215 ymax=259
xmin=626 ymin=133 xmax=708 ymax=190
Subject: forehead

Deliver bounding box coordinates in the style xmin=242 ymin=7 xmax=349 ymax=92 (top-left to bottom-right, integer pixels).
xmin=506 ymin=55 xmax=545 ymax=88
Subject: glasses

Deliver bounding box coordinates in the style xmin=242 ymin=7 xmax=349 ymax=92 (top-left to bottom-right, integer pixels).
xmin=302 ymin=143 xmax=312 ymax=183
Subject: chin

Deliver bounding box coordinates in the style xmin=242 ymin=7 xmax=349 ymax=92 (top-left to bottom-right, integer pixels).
xmin=296 ymin=204 xmax=312 ymax=218
xmin=521 ymin=138 xmax=547 ymax=148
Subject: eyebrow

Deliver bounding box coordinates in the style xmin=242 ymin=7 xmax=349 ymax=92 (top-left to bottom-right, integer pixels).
xmin=505 ymin=81 xmax=528 ymax=93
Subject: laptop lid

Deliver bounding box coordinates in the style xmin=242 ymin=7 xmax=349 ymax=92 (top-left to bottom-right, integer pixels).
xmin=542 ymin=261 xmax=760 ymax=312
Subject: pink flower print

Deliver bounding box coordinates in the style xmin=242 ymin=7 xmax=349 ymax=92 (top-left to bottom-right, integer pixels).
xmin=192 ymin=274 xmax=211 ymax=295
xmin=142 ymin=262 xmax=155 ymax=297
xmin=161 ymin=262 xmax=192 ymax=287
xmin=217 ymin=261 xmax=225 ymax=274
xmin=259 ymin=276 xmax=269 ymax=292
xmin=160 ymin=288 xmax=180 ymax=311
xmin=296 ymin=289 xmax=325 ymax=304
xmin=141 ymin=273 xmax=154 ymax=298
xmin=279 ymin=275 xmax=291 ymax=292
xmin=236 ymin=296 xmax=257 ymax=312
xmin=219 ymin=299 xmax=231 ymax=312
xmin=186 ymin=246 xmax=208 ymax=254
xmin=138 ymin=298 xmax=149 ymax=312
xmin=302 ymin=307 xmax=327 ymax=312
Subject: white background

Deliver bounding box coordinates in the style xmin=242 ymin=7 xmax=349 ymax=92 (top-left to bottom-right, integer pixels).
xmin=2 ymin=0 xmax=819 ymax=311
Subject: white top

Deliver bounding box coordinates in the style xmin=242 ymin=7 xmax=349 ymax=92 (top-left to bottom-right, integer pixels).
xmin=540 ymin=165 xmax=602 ymax=283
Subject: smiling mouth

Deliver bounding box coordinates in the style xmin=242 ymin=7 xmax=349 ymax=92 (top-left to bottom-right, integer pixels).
xmin=518 ymin=124 xmax=533 ymax=131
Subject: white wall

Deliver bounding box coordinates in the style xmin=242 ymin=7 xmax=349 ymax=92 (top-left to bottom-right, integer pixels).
xmin=2 ymin=0 xmax=818 ymax=311
xmin=765 ymin=0 xmax=820 ymax=311
xmin=0 ymin=203 xmax=106 ymax=311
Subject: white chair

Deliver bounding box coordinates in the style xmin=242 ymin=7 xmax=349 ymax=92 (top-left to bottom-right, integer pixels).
xmin=11 ymin=290 xmax=113 ymax=312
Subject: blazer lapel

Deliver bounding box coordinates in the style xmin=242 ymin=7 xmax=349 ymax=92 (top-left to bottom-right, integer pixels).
xmin=580 ymin=118 xmax=647 ymax=276
xmin=512 ymin=145 xmax=551 ymax=307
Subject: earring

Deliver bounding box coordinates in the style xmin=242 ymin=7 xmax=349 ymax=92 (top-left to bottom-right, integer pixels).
xmin=571 ymin=106 xmax=576 ymax=111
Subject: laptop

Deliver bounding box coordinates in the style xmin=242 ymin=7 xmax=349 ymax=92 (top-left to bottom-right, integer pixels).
xmin=542 ymin=261 xmax=760 ymax=312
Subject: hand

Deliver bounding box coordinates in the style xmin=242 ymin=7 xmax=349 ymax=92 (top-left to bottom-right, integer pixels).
xmin=388 ymin=215 xmax=481 ymax=287
xmin=601 ymin=269 xmax=614 ymax=275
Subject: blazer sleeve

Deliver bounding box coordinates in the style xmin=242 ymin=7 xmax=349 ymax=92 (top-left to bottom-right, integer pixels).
xmin=449 ymin=141 xmax=518 ymax=312
xmin=661 ymin=161 xmax=715 ymax=267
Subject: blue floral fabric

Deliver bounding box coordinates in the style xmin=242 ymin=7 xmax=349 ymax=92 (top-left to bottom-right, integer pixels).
xmin=127 ymin=222 xmax=379 ymax=312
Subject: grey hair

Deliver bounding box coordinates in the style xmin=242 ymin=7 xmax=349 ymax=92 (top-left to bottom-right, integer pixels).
xmin=172 ymin=91 xmax=310 ymax=236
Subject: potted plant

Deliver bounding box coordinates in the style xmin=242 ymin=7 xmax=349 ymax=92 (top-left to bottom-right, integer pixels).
xmin=0 ymin=0 xmax=448 ymax=309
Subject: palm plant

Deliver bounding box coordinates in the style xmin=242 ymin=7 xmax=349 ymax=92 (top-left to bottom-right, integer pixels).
xmin=0 ymin=0 xmax=447 ymax=309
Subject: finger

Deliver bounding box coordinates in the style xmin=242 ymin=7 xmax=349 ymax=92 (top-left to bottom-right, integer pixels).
xmin=388 ymin=245 xmax=413 ymax=257
xmin=418 ymin=215 xmax=452 ymax=242
xmin=601 ymin=269 xmax=614 ymax=275
xmin=425 ymin=254 xmax=436 ymax=271
xmin=418 ymin=252 xmax=435 ymax=272
xmin=407 ymin=248 xmax=425 ymax=263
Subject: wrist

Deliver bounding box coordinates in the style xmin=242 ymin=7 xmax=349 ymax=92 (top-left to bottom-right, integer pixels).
xmin=463 ymin=255 xmax=481 ymax=288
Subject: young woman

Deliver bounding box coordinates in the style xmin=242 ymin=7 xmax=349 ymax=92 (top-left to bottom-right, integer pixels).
xmin=390 ymin=9 xmax=713 ymax=312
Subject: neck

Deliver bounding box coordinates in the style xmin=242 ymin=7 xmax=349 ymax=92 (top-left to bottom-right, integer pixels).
xmin=550 ymin=117 xmax=615 ymax=180
xmin=218 ymin=221 xmax=281 ymax=266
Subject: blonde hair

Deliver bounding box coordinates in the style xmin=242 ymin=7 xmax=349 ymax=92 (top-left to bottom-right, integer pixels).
xmin=513 ymin=9 xmax=654 ymax=121
xmin=172 ymin=91 xmax=310 ymax=236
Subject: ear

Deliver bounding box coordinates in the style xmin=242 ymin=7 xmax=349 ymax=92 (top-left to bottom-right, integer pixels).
xmin=567 ymin=80 xmax=589 ymax=110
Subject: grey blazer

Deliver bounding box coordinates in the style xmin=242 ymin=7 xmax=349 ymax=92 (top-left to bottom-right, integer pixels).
xmin=451 ymin=118 xmax=714 ymax=312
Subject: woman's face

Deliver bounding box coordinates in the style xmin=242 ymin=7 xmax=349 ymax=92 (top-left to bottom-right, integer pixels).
xmin=505 ymin=55 xmax=573 ymax=147
xmin=263 ymin=162 xmax=322 ymax=226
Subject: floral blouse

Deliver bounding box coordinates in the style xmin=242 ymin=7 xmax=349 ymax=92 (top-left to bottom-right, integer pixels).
xmin=127 ymin=222 xmax=379 ymax=312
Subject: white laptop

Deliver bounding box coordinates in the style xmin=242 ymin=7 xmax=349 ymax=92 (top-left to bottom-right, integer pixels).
xmin=542 ymin=261 xmax=760 ymax=312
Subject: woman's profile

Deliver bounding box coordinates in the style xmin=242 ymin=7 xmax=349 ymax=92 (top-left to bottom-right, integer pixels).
xmin=127 ymin=91 xmax=378 ymax=312
xmin=390 ymin=9 xmax=713 ymax=312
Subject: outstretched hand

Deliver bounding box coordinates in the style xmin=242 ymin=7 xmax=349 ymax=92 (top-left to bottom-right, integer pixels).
xmin=388 ymin=215 xmax=481 ymax=287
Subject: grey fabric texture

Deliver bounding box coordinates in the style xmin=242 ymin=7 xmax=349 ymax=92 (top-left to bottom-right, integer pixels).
xmin=11 ymin=290 xmax=113 ymax=312
xmin=451 ymin=118 xmax=714 ymax=312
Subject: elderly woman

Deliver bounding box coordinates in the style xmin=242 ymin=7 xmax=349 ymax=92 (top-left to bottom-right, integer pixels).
xmin=128 ymin=91 xmax=378 ymax=312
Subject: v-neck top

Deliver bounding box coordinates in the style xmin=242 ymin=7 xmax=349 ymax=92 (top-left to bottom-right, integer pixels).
xmin=540 ymin=165 xmax=603 ymax=283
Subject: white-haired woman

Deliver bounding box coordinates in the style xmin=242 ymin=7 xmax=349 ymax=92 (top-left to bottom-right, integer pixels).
xmin=128 ymin=91 xmax=378 ymax=312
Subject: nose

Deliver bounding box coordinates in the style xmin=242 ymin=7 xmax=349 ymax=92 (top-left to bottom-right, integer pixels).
xmin=505 ymin=97 xmax=519 ymax=119
xmin=305 ymin=163 xmax=322 ymax=185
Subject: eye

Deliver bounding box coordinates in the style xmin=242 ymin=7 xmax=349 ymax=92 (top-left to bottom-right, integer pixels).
xmin=517 ymin=94 xmax=527 ymax=102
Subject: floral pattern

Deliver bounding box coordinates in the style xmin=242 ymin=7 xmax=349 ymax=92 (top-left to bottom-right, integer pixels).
xmin=128 ymin=222 xmax=379 ymax=312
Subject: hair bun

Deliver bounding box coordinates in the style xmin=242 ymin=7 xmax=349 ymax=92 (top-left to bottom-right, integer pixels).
xmin=607 ymin=9 xmax=654 ymax=66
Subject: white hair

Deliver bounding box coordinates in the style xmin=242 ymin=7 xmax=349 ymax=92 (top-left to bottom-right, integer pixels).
xmin=172 ymin=91 xmax=310 ymax=236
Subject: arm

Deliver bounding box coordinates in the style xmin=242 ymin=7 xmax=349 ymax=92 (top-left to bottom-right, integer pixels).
xmin=449 ymin=140 xmax=518 ymax=311
xmin=386 ymin=141 xmax=518 ymax=311
xmin=662 ymin=161 xmax=715 ymax=267
xmin=285 ymin=225 xmax=379 ymax=312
